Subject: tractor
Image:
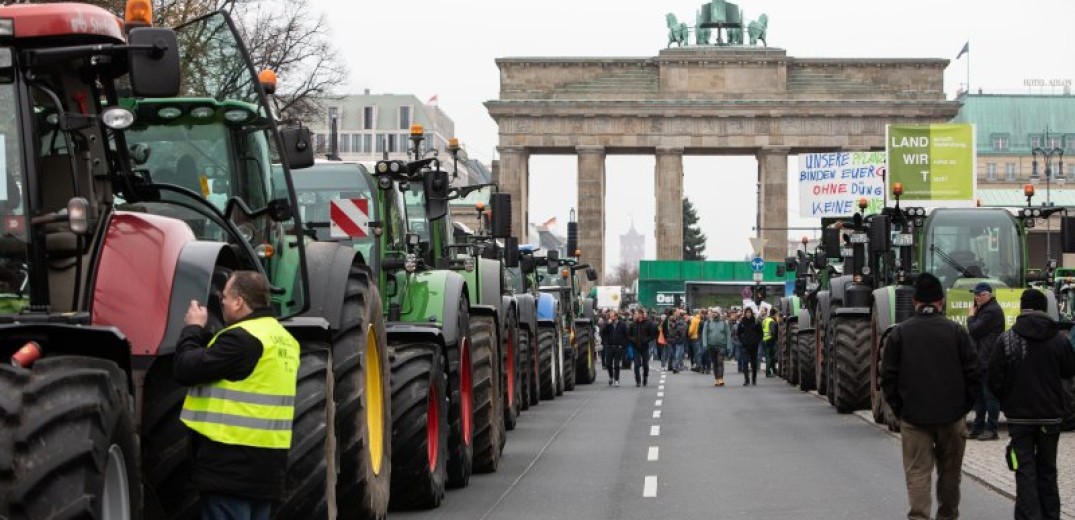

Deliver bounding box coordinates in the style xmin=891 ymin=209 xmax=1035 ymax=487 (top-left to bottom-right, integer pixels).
xmin=535 ymin=241 xmax=599 ymax=392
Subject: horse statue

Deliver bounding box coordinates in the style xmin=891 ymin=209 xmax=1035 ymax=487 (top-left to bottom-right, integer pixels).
xmin=747 ymin=13 xmax=768 ymax=46
xmin=694 ymin=8 xmax=711 ymax=45
xmin=666 ymin=13 xmax=689 ymax=48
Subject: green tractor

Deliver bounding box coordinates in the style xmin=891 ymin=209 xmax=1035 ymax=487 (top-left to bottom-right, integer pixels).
xmin=535 ymin=244 xmax=599 ymax=392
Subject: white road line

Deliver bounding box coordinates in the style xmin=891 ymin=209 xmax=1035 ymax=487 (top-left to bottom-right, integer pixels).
xmin=647 ymin=446 xmax=659 ymax=461
xmin=658 ymin=385 xmax=665 ymax=390
xmin=655 ymin=399 xmax=663 ymax=406
xmin=652 ymin=410 xmax=661 ymax=419
xmin=643 ymin=476 xmax=658 ymax=497
xmin=650 ymin=425 xmax=660 ymax=436
xmin=657 ymin=391 xmax=664 ymax=397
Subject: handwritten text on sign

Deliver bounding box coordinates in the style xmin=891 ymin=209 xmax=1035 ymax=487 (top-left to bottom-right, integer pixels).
xmin=797 ymin=152 xmax=886 ymax=218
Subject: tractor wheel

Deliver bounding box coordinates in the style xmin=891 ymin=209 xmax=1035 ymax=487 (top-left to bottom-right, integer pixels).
xmin=1 ymin=357 xmax=141 ymax=520
xmin=470 ymin=314 xmax=503 ymax=474
xmin=502 ymin=309 xmax=521 ymax=432
xmin=276 ymin=343 xmax=332 ymax=520
xmin=526 ymin=327 xmax=541 ymax=406
xmin=388 ymin=342 xmax=448 ymax=510
xmin=777 ymin=321 xmax=788 ymax=379
xmin=873 ymin=325 xmax=901 ymax=432
xmin=330 ymin=266 xmax=391 ymax=520
xmin=797 ymin=330 xmax=816 ymax=392
xmin=555 ymin=326 xmax=566 ymax=396
xmin=140 ymin=358 xmax=197 ymax=520
xmin=575 ymin=325 xmax=596 ymax=385
xmin=786 ymin=322 xmax=799 ymax=386
xmin=518 ymin=328 xmax=532 ymax=412
xmin=446 ymin=302 xmax=476 ymax=487
xmin=833 ymin=317 xmax=872 ymax=414
xmin=537 ymin=325 xmax=557 ymax=400
xmin=815 ymin=322 xmax=828 ymax=397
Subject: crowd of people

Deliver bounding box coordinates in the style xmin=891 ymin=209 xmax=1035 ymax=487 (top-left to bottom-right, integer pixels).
xmin=596 ymin=305 xmax=780 ymax=388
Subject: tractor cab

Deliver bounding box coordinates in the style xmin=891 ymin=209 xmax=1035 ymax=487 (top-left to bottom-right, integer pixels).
xmin=921 ymin=207 xmax=1023 ymax=291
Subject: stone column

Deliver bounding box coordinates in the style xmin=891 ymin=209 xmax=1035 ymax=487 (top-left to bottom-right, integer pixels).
xmin=654 ymin=146 xmax=684 ymax=260
xmin=576 ymin=146 xmax=606 ymax=283
xmin=756 ymin=147 xmax=790 ymax=261
xmin=497 ymin=145 xmax=530 ymax=243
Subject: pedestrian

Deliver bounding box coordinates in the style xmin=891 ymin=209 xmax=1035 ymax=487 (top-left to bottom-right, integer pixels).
xmin=967 ymin=282 xmax=1004 ymax=441
xmin=702 ymin=308 xmax=731 ymax=386
xmin=881 ymin=272 xmax=979 ymax=520
xmin=597 ymin=311 xmax=610 ymax=369
xmin=688 ymin=309 xmax=704 ymax=371
xmin=668 ymin=311 xmax=688 ymax=374
xmin=603 ymin=311 xmax=628 ymax=386
xmin=762 ymin=308 xmax=779 ymax=378
xmin=174 ymin=270 xmax=300 ymax=520
xmin=628 ymin=308 xmax=657 ymax=387
xmin=988 ymin=289 xmax=1075 ymax=520
xmin=698 ymin=309 xmax=714 ymax=374
xmin=736 ymin=307 xmax=762 ymax=385
xmin=729 ymin=309 xmax=745 ymax=373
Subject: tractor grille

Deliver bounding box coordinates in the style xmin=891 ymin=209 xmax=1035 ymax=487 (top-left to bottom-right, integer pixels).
xmin=894 ymin=286 xmax=915 ymax=324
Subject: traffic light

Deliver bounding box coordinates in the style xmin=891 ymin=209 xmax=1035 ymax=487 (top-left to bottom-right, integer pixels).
xmin=752 ymin=283 xmax=766 ymax=306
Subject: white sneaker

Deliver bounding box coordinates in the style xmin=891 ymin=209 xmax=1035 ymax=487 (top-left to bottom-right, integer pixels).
xmin=614 ymin=380 xmax=620 ymax=387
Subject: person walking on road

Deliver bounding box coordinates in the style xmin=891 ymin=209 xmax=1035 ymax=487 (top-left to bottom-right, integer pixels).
xmin=762 ymin=308 xmax=779 ymax=378
xmin=703 ymin=308 xmax=731 ymax=386
xmin=967 ymin=282 xmax=1004 ymax=441
xmin=628 ymin=309 xmax=657 ymax=387
xmin=174 ymin=270 xmax=300 ymax=520
xmin=688 ymin=309 xmax=704 ymax=372
xmin=729 ymin=309 xmax=745 ymax=373
xmin=736 ymin=307 xmax=763 ymax=386
xmin=667 ymin=311 xmax=688 ymax=374
xmin=881 ymin=273 xmax=979 ymax=520
xmin=603 ymin=312 xmax=628 ymax=386
xmin=988 ymin=289 xmax=1075 ymax=520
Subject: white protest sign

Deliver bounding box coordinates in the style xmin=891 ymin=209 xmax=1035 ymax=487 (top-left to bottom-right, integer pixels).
xmin=798 ymin=151 xmax=886 ymax=218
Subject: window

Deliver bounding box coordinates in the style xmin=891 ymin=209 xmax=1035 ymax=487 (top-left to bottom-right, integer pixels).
xmin=399 ymin=105 xmax=412 ymax=130
xmin=388 ymin=134 xmax=398 ymax=153
xmin=352 ymin=134 xmax=361 ymax=154
xmin=363 ymin=106 xmax=374 ymax=130
xmin=375 ymin=134 xmax=385 ymax=153
xmin=991 ymin=134 xmax=1009 ymax=151
xmin=364 ymin=134 xmax=373 ymax=155
xmin=1030 ymin=134 xmax=1042 ymax=149
xmin=315 ymin=133 xmax=326 ymax=154
xmin=339 ymin=133 xmax=349 ymax=153
xmin=1048 ymin=135 xmax=1062 ymax=149
xmin=986 ymin=163 xmax=997 ymax=182
xmin=1005 ymin=163 xmax=1016 ymax=181
xmin=1066 ymin=135 xmax=1075 ymax=151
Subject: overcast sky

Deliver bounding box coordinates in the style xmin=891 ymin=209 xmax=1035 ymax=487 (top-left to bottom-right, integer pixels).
xmin=308 ymin=0 xmax=1075 ymax=269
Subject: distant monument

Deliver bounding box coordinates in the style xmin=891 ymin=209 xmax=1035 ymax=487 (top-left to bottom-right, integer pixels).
xmin=669 ymin=0 xmax=767 ymax=48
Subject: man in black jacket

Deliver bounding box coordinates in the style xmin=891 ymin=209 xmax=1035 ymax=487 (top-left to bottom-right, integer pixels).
xmin=882 ymin=273 xmax=979 ymax=520
xmin=988 ymin=289 xmax=1075 ymax=520
xmin=967 ymin=282 xmax=1004 ymax=440
xmin=603 ymin=312 xmax=628 ymax=386
xmin=628 ymin=309 xmax=657 ymax=387
xmin=175 ymin=271 xmax=299 ymax=520
xmin=736 ymin=308 xmax=763 ymax=386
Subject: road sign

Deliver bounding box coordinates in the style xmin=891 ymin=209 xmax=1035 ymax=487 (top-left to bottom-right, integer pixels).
xmin=750 ymin=256 xmax=765 ymax=272
xmin=753 ymin=272 xmax=764 ymax=282
xmin=330 ymin=198 xmax=370 ymax=238
xmin=749 ymin=237 xmax=768 ymax=254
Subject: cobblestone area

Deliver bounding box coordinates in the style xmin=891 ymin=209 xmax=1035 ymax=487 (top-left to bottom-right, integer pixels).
xmin=850 ymin=408 xmax=1075 ymax=520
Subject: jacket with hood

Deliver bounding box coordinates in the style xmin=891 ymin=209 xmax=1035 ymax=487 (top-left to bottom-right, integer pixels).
xmin=987 ymin=311 xmax=1075 ymax=424
xmin=736 ymin=315 xmax=763 ymax=348
xmin=967 ymin=296 xmax=1005 ymax=370
xmin=702 ymin=318 xmax=731 ymax=349
xmin=627 ymin=318 xmax=657 ymax=349
xmin=667 ymin=319 xmax=687 ymax=344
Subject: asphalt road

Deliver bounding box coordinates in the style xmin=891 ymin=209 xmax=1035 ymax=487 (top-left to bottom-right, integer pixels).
xmin=394 ymin=360 xmax=1014 ymax=520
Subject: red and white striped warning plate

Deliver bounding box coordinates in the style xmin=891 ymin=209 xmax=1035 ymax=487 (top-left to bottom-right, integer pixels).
xmin=330 ymin=198 xmax=370 ymax=238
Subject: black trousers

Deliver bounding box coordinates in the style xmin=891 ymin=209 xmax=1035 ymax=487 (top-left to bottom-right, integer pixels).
xmin=606 ymin=345 xmax=623 ymax=382
xmin=1009 ymin=424 xmax=1062 ymax=520
xmin=631 ymin=345 xmax=650 ymax=384
xmin=743 ymin=343 xmax=759 ymax=383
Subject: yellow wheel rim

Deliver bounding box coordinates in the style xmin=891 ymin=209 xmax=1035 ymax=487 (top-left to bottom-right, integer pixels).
xmin=365 ymin=324 xmax=385 ymax=475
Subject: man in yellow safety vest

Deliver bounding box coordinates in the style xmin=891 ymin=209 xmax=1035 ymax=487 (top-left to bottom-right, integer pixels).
xmin=762 ymin=309 xmax=779 ymax=378
xmin=175 ymin=270 xmax=299 ymax=520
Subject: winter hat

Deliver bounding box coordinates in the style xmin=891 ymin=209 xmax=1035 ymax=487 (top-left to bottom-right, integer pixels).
xmin=1019 ymin=289 xmax=1048 ymax=312
xmin=913 ymin=273 xmax=944 ymax=303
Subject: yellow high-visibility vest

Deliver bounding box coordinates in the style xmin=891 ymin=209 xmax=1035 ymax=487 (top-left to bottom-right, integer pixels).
xmin=181 ymin=316 xmax=299 ymax=449
xmin=762 ymin=317 xmax=776 ymax=342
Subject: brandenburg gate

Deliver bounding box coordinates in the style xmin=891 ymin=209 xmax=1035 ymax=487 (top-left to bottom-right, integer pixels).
xmin=486 ymin=46 xmax=959 ymax=279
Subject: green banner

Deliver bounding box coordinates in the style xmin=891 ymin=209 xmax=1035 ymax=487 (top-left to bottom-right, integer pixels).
xmin=945 ymin=289 xmax=1023 ymax=330
xmin=887 ymin=124 xmax=976 ymax=205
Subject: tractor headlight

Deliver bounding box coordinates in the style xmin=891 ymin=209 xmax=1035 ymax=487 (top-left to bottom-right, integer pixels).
xmin=224 ymin=109 xmax=253 ymax=123
xmin=404 ymin=253 xmax=418 ymax=273
xmin=101 ymin=107 xmax=135 ymax=130
xmin=157 ymin=106 xmax=183 ymax=119
xmin=190 ymin=106 xmax=215 ymax=119
xmin=463 ymin=257 xmax=475 ymax=272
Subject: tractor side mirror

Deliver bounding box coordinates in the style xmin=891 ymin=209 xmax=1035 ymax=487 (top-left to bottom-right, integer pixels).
xmin=127 ymin=28 xmax=181 ymax=97
xmin=869 ymin=215 xmax=891 ymax=253
xmin=586 ymin=267 xmax=598 ymax=282
xmin=280 ymin=127 xmax=315 ymax=170
xmin=490 ymin=192 xmax=512 ymax=239
xmin=423 ymin=169 xmax=450 ymax=221
xmin=503 ymin=237 xmax=520 ymax=268
xmin=822 ymin=227 xmax=842 ymax=259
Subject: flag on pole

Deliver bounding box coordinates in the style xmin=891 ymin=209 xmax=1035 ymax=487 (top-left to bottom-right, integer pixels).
xmin=955 ymin=41 xmax=969 ymax=60
xmin=427 ymin=94 xmax=439 ymax=105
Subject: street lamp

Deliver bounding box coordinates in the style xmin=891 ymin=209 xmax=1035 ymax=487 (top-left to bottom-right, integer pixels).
xmin=1032 ymin=129 xmax=1065 ymax=260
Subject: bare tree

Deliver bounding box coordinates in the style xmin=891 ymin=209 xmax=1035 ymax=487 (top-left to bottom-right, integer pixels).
xmin=605 ymin=262 xmax=639 ymax=288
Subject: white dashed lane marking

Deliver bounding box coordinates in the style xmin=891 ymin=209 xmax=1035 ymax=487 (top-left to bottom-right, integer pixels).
xmin=647 ymin=446 xmax=659 ymax=461
xmin=652 ymin=410 xmax=661 ymax=419
xmin=655 ymin=399 xmax=662 ymax=406
xmin=657 ymin=391 xmax=664 ymax=397
xmin=643 ymin=476 xmax=658 ymax=497
xmin=650 ymin=425 xmax=660 ymax=436
xmin=658 ymin=385 xmax=665 ymax=390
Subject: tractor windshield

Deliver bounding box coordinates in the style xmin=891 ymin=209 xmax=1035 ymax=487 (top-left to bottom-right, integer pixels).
xmin=291 ymin=163 xmax=376 ymax=242
xmin=923 ymin=208 xmax=1022 ymax=289
xmin=0 ymin=72 xmax=28 ymax=313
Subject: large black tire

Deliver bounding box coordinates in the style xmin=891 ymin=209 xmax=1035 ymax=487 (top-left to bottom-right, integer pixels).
xmin=786 ymin=322 xmax=799 ymax=386
xmin=471 ymin=314 xmax=504 ymax=474
xmin=562 ymin=334 xmax=577 ymax=392
xmin=446 ymin=301 xmax=475 ymax=487
xmin=815 ymin=323 xmax=828 ymax=396
xmin=825 ymin=319 xmax=837 ymax=406
xmin=276 ymin=343 xmax=332 ymax=520
xmin=388 ymin=342 xmax=448 ymax=510
xmin=140 ymin=357 xmax=197 ymax=520
xmin=1 ymin=357 xmax=141 ymax=520
xmin=833 ymin=317 xmax=872 ymax=414
xmin=502 ymin=309 xmax=521 ymax=432
xmin=555 ymin=324 xmax=566 ymax=396
xmin=331 ymin=267 xmax=391 ymax=519
xmin=873 ymin=325 xmax=901 ymax=432
xmin=797 ymin=328 xmax=816 ymax=392
xmin=575 ymin=325 xmax=597 ymax=385
xmin=777 ymin=321 xmax=789 ymax=379
xmin=537 ymin=325 xmax=557 ymax=400
xmin=518 ymin=328 xmax=532 ymax=412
